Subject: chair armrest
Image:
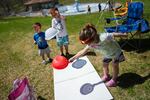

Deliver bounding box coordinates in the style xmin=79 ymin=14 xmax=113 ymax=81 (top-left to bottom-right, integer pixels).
xmin=105 ymin=16 xmax=126 ymax=24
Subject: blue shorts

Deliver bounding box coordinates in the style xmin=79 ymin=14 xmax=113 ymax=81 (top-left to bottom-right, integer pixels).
xmin=57 ymin=35 xmax=69 ymax=47
xmin=103 ymin=52 xmax=125 ymax=64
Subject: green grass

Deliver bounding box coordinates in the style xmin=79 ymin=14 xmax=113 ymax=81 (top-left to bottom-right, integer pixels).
xmin=0 ymin=0 xmax=150 ymax=100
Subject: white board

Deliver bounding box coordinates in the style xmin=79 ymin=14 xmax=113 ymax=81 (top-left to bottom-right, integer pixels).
xmin=53 ymin=56 xmax=113 ymax=100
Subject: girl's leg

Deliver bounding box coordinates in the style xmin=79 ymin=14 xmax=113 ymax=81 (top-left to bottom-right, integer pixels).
xmin=103 ymin=62 xmax=109 ymax=76
xmin=106 ymin=52 xmax=124 ymax=87
xmin=112 ymin=62 xmax=119 ymax=81
xmin=102 ymin=62 xmax=111 ymax=82
xmin=105 ymin=62 xmax=119 ymax=87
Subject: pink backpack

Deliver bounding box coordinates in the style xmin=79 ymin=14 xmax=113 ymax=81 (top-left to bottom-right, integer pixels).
xmin=8 ymin=77 xmax=36 ymax=100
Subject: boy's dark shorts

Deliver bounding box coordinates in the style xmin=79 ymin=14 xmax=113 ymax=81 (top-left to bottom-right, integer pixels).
xmin=103 ymin=52 xmax=125 ymax=64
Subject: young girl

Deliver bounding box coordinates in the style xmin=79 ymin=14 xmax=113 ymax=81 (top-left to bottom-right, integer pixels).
xmin=33 ymin=22 xmax=52 ymax=64
xmin=49 ymin=8 xmax=69 ymax=56
xmin=69 ymin=23 xmax=125 ymax=87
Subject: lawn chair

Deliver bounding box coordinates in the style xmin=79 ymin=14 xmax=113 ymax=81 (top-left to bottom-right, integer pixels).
xmin=104 ymin=2 xmax=150 ymax=49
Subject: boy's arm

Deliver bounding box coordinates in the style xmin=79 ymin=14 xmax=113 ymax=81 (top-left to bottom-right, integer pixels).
xmin=60 ymin=15 xmax=66 ymax=20
xmin=51 ymin=19 xmax=54 ymax=28
xmin=33 ymin=35 xmax=37 ymax=44
xmin=69 ymin=46 xmax=90 ymax=62
xmin=51 ymin=19 xmax=56 ymax=29
xmin=51 ymin=19 xmax=61 ymax=30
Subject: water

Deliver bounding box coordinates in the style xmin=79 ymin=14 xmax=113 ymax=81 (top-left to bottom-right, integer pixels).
xmin=58 ymin=3 xmax=109 ymax=16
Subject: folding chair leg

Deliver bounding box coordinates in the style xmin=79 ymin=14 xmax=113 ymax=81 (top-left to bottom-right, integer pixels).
xmin=120 ymin=38 xmax=138 ymax=49
xmin=138 ymin=33 xmax=142 ymax=49
xmin=118 ymin=33 xmax=139 ymax=50
xmin=120 ymin=32 xmax=142 ymax=50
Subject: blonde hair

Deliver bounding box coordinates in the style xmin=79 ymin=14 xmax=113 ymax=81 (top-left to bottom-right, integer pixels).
xmin=49 ymin=7 xmax=59 ymax=17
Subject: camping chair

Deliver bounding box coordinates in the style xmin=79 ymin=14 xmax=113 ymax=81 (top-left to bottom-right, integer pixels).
xmin=104 ymin=2 xmax=150 ymax=49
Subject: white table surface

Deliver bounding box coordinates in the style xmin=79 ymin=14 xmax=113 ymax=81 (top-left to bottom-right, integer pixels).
xmin=53 ymin=56 xmax=113 ymax=100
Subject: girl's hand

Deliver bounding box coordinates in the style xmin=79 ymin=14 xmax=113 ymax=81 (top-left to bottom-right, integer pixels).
xmin=69 ymin=57 xmax=76 ymax=62
xmin=69 ymin=47 xmax=89 ymax=62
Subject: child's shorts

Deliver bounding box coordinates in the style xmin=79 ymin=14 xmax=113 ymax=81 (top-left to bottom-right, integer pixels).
xmin=103 ymin=52 xmax=125 ymax=64
xmin=57 ymin=35 xmax=69 ymax=47
xmin=38 ymin=47 xmax=50 ymax=56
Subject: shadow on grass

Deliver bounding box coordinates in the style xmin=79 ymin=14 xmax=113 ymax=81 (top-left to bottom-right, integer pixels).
xmin=118 ymin=38 xmax=150 ymax=53
xmin=37 ymin=96 xmax=47 ymax=100
xmin=117 ymin=72 xmax=150 ymax=88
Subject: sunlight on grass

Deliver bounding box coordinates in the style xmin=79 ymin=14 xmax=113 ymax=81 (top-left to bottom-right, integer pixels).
xmin=0 ymin=0 xmax=150 ymax=99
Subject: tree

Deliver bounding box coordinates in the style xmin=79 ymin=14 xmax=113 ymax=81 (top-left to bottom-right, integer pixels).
xmin=0 ymin=0 xmax=25 ymax=16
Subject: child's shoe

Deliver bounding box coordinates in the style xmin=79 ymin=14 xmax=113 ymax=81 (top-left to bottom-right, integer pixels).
xmin=61 ymin=53 xmax=65 ymax=56
xmin=42 ymin=60 xmax=46 ymax=65
xmin=101 ymin=74 xmax=111 ymax=82
xmin=48 ymin=58 xmax=53 ymax=63
xmin=66 ymin=52 xmax=70 ymax=57
xmin=106 ymin=79 xmax=117 ymax=87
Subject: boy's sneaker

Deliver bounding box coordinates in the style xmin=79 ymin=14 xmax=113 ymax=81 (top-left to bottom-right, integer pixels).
xmin=106 ymin=79 xmax=117 ymax=87
xmin=48 ymin=58 xmax=53 ymax=63
xmin=101 ymin=74 xmax=111 ymax=82
xmin=61 ymin=53 xmax=65 ymax=56
xmin=42 ymin=60 xmax=46 ymax=65
xmin=66 ymin=52 xmax=70 ymax=57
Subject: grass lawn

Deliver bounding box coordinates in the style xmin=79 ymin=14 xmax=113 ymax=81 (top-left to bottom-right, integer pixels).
xmin=0 ymin=0 xmax=150 ymax=100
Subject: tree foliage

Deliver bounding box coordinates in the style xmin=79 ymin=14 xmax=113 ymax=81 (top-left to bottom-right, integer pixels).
xmin=0 ymin=0 xmax=25 ymax=16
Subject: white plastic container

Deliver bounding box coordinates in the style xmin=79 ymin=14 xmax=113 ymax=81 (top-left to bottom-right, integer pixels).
xmin=45 ymin=27 xmax=59 ymax=40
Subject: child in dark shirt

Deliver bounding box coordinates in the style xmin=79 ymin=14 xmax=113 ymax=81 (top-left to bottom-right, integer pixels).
xmin=33 ymin=22 xmax=52 ymax=64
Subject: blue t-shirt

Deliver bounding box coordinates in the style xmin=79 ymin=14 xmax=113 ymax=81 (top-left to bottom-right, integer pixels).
xmin=33 ymin=32 xmax=48 ymax=49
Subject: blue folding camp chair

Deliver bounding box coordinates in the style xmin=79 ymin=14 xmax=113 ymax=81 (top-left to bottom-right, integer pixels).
xmin=104 ymin=2 xmax=150 ymax=49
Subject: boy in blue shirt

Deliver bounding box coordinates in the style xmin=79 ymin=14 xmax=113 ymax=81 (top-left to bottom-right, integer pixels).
xmin=33 ymin=22 xmax=52 ymax=64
